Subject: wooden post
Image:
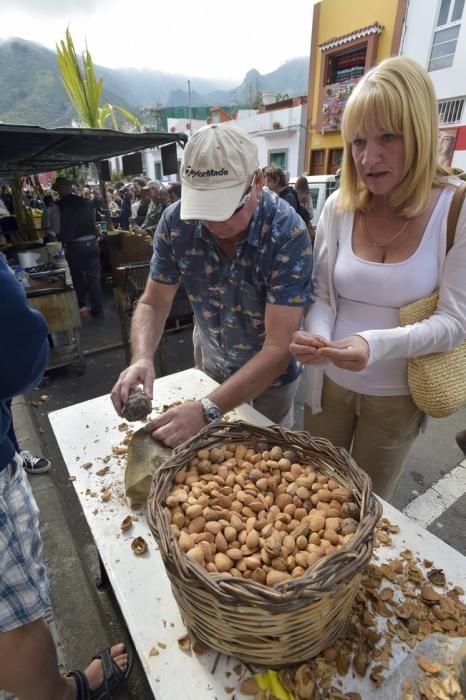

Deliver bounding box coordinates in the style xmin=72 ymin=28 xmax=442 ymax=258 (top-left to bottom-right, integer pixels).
xmin=96 ymin=160 xmax=112 ymax=230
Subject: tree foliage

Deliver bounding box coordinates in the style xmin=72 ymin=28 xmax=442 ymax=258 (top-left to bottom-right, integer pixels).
xmin=56 ymin=29 xmax=143 ymax=131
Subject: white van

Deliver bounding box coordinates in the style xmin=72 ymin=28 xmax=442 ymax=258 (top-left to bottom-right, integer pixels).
xmin=288 ymin=174 xmax=337 ymax=228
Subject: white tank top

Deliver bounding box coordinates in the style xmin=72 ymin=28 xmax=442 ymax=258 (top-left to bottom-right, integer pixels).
xmin=325 ymin=189 xmax=450 ymax=395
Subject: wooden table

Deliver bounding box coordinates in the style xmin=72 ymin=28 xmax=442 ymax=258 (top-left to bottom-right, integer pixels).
xmin=49 ymin=369 xmax=466 ymax=699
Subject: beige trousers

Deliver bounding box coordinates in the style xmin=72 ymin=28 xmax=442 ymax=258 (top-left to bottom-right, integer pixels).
xmin=304 ymin=376 xmax=424 ymax=500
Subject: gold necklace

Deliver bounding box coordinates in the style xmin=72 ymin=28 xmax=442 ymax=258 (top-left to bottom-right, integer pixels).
xmin=361 ymin=213 xmax=410 ymax=247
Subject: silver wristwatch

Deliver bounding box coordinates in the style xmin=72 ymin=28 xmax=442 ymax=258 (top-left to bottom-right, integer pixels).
xmin=200 ymin=397 xmax=223 ymax=423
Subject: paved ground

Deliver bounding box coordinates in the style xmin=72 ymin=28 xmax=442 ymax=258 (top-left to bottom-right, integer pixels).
xmin=11 ymin=282 xmax=466 ymax=699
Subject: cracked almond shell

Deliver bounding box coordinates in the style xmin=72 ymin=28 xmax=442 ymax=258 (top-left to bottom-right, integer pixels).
xmin=131 ymin=536 xmax=148 ymax=555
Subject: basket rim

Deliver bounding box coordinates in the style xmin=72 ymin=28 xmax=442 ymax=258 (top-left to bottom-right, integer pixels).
xmin=147 ymin=420 xmax=382 ymax=610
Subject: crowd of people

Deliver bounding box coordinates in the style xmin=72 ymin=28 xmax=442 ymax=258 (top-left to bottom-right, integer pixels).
xmin=1 ymin=55 xmax=466 ymax=699
xmin=0 ymin=176 xmax=183 ymax=320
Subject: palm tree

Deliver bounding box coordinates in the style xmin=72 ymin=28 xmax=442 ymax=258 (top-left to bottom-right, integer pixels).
xmin=56 ymin=29 xmax=145 ymax=225
xmin=56 ymin=28 xmax=142 ymax=131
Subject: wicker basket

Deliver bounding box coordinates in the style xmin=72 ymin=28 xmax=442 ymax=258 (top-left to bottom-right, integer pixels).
xmin=147 ymin=421 xmax=382 ymax=666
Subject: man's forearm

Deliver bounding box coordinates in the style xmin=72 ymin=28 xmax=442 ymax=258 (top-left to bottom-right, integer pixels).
xmin=208 ymin=345 xmax=290 ymax=414
xmin=130 ymin=300 xmax=170 ymax=363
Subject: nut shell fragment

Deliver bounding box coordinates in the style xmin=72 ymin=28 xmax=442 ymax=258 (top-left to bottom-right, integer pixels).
xmin=120 ymin=515 xmax=133 ymax=532
xmin=131 ymin=536 xmax=148 ymax=555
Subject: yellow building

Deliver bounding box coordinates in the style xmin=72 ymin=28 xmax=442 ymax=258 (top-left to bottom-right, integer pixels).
xmin=305 ymin=0 xmax=407 ymax=175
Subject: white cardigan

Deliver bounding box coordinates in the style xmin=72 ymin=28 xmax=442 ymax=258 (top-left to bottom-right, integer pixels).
xmin=303 ymin=186 xmax=466 ymax=413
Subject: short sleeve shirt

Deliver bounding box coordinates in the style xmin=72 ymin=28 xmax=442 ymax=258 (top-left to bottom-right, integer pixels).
xmin=150 ymin=190 xmax=314 ymax=385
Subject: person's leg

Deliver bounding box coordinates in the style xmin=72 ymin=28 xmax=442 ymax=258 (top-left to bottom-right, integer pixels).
xmin=84 ymin=239 xmax=104 ymax=317
xmin=456 ymin=429 xmax=466 ymax=456
xmin=5 ymin=399 xmax=51 ymax=474
xmin=0 ymin=620 xmax=127 ymax=700
xmin=252 ymin=377 xmax=299 ymax=427
xmin=65 ymin=243 xmax=87 ymax=310
xmin=5 ymin=398 xmax=20 ymax=452
xmin=0 ymin=457 xmax=128 ymax=699
xmin=352 ymin=393 xmax=424 ymax=500
xmin=303 ymin=375 xmax=357 ymax=451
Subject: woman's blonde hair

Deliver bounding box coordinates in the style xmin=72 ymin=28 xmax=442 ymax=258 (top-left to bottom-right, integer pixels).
xmin=339 ymin=55 xmax=449 ymax=217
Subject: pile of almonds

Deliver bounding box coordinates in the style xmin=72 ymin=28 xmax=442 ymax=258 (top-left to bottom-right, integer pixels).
xmin=163 ymin=443 xmax=360 ymax=586
xmin=238 ymin=522 xmax=466 ymax=699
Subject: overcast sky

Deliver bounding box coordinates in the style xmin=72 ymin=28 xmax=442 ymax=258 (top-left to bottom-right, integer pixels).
xmin=0 ymin=0 xmax=315 ymax=82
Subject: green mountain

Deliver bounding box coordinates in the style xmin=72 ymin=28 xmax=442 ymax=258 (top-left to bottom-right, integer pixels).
xmin=0 ymin=37 xmax=309 ymax=127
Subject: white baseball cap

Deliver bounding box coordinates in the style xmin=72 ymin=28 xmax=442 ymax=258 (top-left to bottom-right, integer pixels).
xmin=180 ymin=124 xmax=259 ymax=221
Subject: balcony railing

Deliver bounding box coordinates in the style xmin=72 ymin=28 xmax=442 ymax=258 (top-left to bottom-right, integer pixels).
xmin=438 ymin=97 xmax=465 ymax=125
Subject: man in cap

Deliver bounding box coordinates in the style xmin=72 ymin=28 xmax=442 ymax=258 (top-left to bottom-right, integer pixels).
xmin=111 ymin=124 xmax=313 ymax=446
xmin=52 ymin=176 xmax=104 ymax=317
xmin=133 ymin=180 xmax=164 ymax=235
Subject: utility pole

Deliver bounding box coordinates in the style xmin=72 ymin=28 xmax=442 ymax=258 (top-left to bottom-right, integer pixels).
xmin=187 ymin=80 xmax=193 ymax=136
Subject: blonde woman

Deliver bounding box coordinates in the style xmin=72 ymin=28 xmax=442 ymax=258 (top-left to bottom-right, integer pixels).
xmin=290 ymin=56 xmax=466 ymax=500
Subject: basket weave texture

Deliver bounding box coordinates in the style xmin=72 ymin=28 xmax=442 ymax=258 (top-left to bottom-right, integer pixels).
xmin=147 ymin=421 xmax=382 ymax=666
xmin=400 ymin=290 xmax=466 ymax=417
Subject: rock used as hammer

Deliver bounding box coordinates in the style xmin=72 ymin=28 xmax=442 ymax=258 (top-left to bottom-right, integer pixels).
xmin=122 ymin=387 xmax=152 ymax=422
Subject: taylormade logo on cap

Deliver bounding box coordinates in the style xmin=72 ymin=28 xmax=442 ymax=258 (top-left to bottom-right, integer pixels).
xmin=184 ymin=167 xmax=229 ymax=178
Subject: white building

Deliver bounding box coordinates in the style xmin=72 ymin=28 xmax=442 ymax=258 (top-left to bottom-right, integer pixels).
xmin=108 ymin=95 xmax=308 ymax=182
xmin=401 ymin=0 xmax=466 ymax=170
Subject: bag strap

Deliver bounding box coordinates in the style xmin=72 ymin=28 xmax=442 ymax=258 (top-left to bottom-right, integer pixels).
xmin=446 ymin=181 xmax=466 ymax=253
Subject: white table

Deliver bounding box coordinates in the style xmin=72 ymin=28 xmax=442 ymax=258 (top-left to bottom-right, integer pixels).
xmin=49 ymin=369 xmax=466 ymax=699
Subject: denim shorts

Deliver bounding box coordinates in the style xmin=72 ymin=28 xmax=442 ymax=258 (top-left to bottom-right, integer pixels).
xmin=0 ymin=454 xmax=49 ymax=632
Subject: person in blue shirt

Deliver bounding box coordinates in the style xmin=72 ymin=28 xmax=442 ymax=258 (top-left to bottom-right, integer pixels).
xmin=0 ymin=256 xmax=129 ymax=699
xmin=111 ymin=124 xmax=313 ymax=446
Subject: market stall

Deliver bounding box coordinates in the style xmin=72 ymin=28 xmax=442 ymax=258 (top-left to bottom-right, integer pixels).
xmin=0 ymin=123 xmax=188 ymax=371
xmin=49 ymin=369 xmax=466 ymax=700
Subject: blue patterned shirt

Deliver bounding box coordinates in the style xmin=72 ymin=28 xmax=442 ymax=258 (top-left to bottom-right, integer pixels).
xmin=150 ymin=189 xmax=313 ymax=386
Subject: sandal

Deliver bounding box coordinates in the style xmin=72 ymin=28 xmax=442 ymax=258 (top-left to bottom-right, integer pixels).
xmin=67 ymin=645 xmax=132 ymax=699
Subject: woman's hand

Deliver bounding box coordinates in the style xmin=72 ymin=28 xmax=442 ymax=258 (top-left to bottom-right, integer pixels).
xmin=289 ymin=331 xmax=329 ymax=365
xmin=319 ymin=335 xmax=369 ymax=371
xmin=290 ymin=332 xmax=370 ymax=371
xmin=111 ymin=359 xmax=155 ymax=415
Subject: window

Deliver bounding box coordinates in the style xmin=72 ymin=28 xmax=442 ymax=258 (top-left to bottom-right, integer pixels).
xmin=327 ymin=47 xmax=366 ymax=85
xmin=155 ymin=162 xmax=162 ymax=181
xmin=268 ymin=151 xmax=287 ymax=168
xmin=329 ymin=148 xmax=343 ymax=173
xmin=438 ymin=97 xmax=465 ymax=123
xmin=429 ymin=0 xmax=465 ymax=71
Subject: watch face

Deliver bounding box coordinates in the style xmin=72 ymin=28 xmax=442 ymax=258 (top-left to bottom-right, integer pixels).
xmin=207 ymin=405 xmax=221 ymax=421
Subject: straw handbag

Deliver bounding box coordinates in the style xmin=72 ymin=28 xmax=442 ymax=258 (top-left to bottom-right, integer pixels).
xmin=147 ymin=421 xmax=382 ymax=666
xmin=399 ymin=183 xmax=466 ymax=418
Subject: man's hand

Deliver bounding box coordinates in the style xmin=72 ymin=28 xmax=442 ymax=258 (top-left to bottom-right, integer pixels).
xmin=145 ymin=401 xmax=206 ymax=448
xmin=111 ymin=358 xmax=155 ymax=416
xmin=289 ymin=331 xmax=329 ymax=364
xmin=319 ymin=335 xmax=369 ymax=371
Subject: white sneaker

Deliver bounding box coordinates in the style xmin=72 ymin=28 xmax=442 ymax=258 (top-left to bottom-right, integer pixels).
xmin=20 ymin=450 xmax=51 ymax=474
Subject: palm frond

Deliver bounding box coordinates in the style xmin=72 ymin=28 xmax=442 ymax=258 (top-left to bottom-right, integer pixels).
xmin=56 ymin=28 xmax=143 ymax=135
xmin=113 ymin=105 xmax=144 ymax=132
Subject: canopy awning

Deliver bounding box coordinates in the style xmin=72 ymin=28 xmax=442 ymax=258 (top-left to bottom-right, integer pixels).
xmin=0 ymin=124 xmax=188 ymax=178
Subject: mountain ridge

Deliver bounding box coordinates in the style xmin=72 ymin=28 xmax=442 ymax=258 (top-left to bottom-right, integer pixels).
xmin=0 ymin=37 xmax=309 ymax=127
